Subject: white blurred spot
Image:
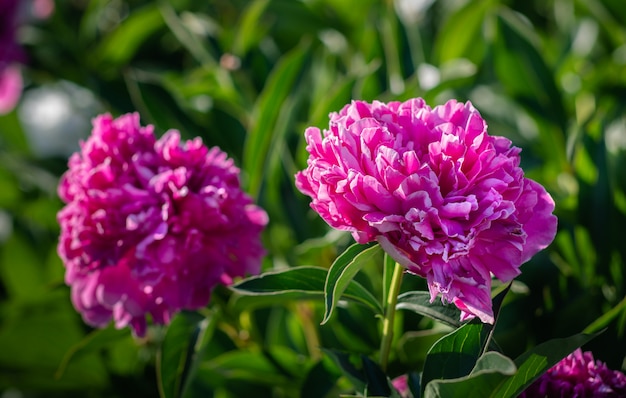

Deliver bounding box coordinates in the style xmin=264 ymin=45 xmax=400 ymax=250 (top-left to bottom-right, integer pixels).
xmin=319 ymin=29 xmax=347 ymax=54
xmin=190 ymin=95 xmax=213 ymax=112
xmin=561 ymin=72 xmax=581 ymax=94
xmin=606 ymin=118 xmax=626 ymax=155
xmin=418 ymin=63 xmax=440 ymax=91
xmin=0 ymin=211 xmax=13 ymax=243
xmin=572 ymin=19 xmax=598 ymax=56
xmin=18 ymin=81 xmax=102 ymax=158
xmin=395 ymin=0 xmax=434 ymax=24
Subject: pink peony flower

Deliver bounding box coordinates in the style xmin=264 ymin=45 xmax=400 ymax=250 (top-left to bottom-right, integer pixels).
xmin=0 ymin=64 xmax=22 ymax=114
xmin=0 ymin=0 xmax=54 ymax=114
xmin=391 ymin=374 xmax=410 ymax=398
xmin=295 ymin=98 xmax=557 ymax=323
xmin=57 ymin=113 xmax=268 ymax=336
xmin=520 ymin=349 xmax=626 ymax=398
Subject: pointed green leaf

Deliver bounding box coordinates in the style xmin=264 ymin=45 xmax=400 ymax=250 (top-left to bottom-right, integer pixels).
xmin=421 ymin=321 xmax=490 ymax=394
xmin=231 ymin=266 xmax=382 ymax=316
xmin=424 ymin=352 xmax=516 ymax=398
xmin=322 ymin=243 xmax=382 ymax=324
xmin=321 ymin=349 xmax=367 ymax=392
xmin=232 ymin=0 xmax=271 ymax=56
xmin=243 ymin=42 xmax=309 ymax=198
xmin=433 ymin=0 xmax=494 ymax=64
xmin=361 ymin=355 xmax=392 ymax=397
xmin=157 ymin=311 xmax=213 ymax=398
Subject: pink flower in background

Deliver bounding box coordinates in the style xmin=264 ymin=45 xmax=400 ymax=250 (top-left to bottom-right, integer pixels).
xmin=391 ymin=374 xmax=410 ymax=398
xmin=0 ymin=64 xmax=22 ymax=114
xmin=295 ymin=98 xmax=557 ymax=323
xmin=0 ymin=0 xmax=23 ymax=114
xmin=520 ymin=349 xmax=626 ymax=397
xmin=0 ymin=0 xmax=54 ymax=114
xmin=57 ymin=113 xmax=268 ymax=336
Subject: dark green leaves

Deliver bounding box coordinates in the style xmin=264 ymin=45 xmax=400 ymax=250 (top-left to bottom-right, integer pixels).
xmin=157 ymin=312 xmax=215 ymax=398
xmin=421 ymin=321 xmax=491 ymax=392
xmin=396 ymin=291 xmax=462 ymax=329
xmin=422 ymin=330 xmax=603 ymax=398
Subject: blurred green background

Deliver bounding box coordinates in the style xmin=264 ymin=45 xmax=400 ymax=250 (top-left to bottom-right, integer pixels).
xmin=1 ymin=0 xmax=625 ymax=396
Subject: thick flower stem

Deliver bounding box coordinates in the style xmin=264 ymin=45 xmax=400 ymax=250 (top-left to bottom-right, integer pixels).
xmin=379 ymin=261 xmax=404 ymax=372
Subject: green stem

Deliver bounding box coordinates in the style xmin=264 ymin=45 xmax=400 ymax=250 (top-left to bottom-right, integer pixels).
xmin=379 ymin=261 xmax=404 ymax=372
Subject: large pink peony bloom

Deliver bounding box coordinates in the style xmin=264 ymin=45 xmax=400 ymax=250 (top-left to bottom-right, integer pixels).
xmin=295 ymin=98 xmax=557 ymax=323
xmin=57 ymin=113 xmax=268 ymax=336
xmin=520 ymin=349 xmax=626 ymax=397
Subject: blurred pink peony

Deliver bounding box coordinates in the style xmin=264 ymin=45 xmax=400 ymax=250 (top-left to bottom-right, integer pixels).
xmin=391 ymin=374 xmax=410 ymax=397
xmin=0 ymin=0 xmax=54 ymax=114
xmin=295 ymin=98 xmax=557 ymax=323
xmin=0 ymin=64 xmax=22 ymax=114
xmin=57 ymin=113 xmax=268 ymax=336
xmin=520 ymin=349 xmax=626 ymax=397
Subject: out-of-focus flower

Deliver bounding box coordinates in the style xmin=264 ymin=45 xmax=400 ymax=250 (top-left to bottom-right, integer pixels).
xmin=295 ymin=98 xmax=557 ymax=323
xmin=0 ymin=0 xmax=23 ymax=114
xmin=57 ymin=113 xmax=268 ymax=336
xmin=0 ymin=64 xmax=22 ymax=114
xmin=391 ymin=374 xmax=410 ymax=398
xmin=520 ymin=349 xmax=626 ymax=397
xmin=0 ymin=0 xmax=54 ymax=114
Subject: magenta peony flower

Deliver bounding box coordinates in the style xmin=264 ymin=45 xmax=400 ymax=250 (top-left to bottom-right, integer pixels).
xmin=0 ymin=0 xmax=23 ymax=114
xmin=391 ymin=374 xmax=410 ymax=398
xmin=295 ymin=98 xmax=557 ymax=323
xmin=0 ymin=0 xmax=54 ymax=114
xmin=520 ymin=349 xmax=626 ymax=398
xmin=57 ymin=113 xmax=268 ymax=336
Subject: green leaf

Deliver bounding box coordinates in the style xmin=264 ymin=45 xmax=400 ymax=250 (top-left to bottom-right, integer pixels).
xmin=243 ymin=42 xmax=309 ymax=198
xmin=55 ymin=326 xmax=130 ymax=379
xmin=158 ymin=2 xmax=217 ymax=66
xmin=420 ymin=321 xmax=490 ymax=394
xmin=322 ymin=243 xmax=382 ymax=324
xmin=361 ymin=355 xmax=393 ymax=397
xmin=321 ymin=349 xmax=367 ymax=393
xmin=493 ymin=7 xmax=566 ymax=128
xmin=96 ymin=4 xmax=164 ymax=69
xmin=396 ymin=291 xmax=462 ymax=329
xmin=198 ymin=349 xmax=293 ymax=387
xmin=423 ymin=352 xmax=516 ymax=398
xmin=157 ymin=311 xmax=213 ymax=398
xmin=231 ymin=266 xmax=382 ymax=316
xmin=321 ymin=349 xmax=394 ymax=396
xmin=300 ymin=358 xmax=341 ymax=398
xmin=433 ymin=0 xmax=494 ymax=65
xmin=232 ymin=0 xmax=271 ymax=56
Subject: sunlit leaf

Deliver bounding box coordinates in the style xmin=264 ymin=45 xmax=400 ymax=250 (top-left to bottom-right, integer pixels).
xmin=423 ymin=352 xmax=516 ymax=398
xmin=322 ymin=243 xmax=382 ymax=324
xmin=231 ymin=266 xmax=382 ymax=316
xmin=420 ymin=321 xmax=490 ymax=394
xmin=243 ymin=42 xmax=309 ymax=198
